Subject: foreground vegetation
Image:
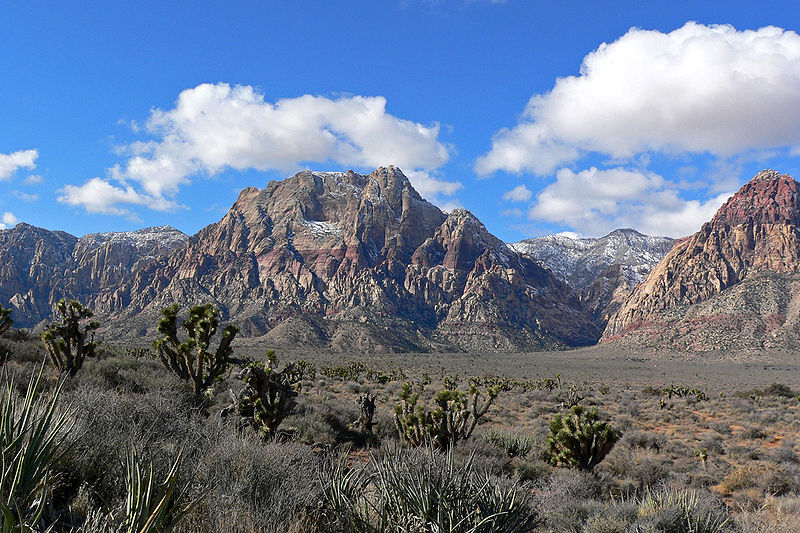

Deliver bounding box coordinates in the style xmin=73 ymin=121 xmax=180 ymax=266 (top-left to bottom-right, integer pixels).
xmin=0 ymin=303 xmax=798 ymax=531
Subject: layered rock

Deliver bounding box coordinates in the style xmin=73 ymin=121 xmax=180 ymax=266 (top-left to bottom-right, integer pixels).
xmin=105 ymin=167 xmax=600 ymax=350
xmin=603 ymin=170 xmax=800 ymax=350
xmin=0 ymin=225 xmax=187 ymax=327
xmin=510 ymin=229 xmax=674 ymax=323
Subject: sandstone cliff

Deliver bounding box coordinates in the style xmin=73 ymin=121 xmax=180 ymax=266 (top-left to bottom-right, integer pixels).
xmin=0 ymin=167 xmax=600 ymax=351
xmin=603 ymin=170 xmax=800 ymax=350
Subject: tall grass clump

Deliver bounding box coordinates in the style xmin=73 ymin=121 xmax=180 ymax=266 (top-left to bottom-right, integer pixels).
xmin=323 ymin=444 xmax=538 ymax=532
xmin=630 ymin=488 xmax=729 ymax=533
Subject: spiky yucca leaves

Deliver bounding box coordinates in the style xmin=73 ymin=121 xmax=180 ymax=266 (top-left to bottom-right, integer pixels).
xmin=394 ymin=380 xmax=503 ymax=450
xmin=121 ymin=447 xmax=204 ymax=533
xmin=41 ymin=299 xmax=99 ymax=377
xmin=222 ymin=351 xmax=302 ymax=439
xmin=0 ymin=367 xmax=72 ymax=530
xmin=153 ymin=304 xmax=239 ymax=399
xmin=632 ymin=488 xmax=729 ymax=533
xmin=322 ymin=445 xmax=538 ymax=533
xmin=546 ymin=405 xmax=620 ymax=471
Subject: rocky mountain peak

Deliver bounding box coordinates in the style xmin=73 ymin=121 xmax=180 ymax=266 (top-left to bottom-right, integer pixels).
xmin=603 ymin=169 xmax=800 ymax=349
xmin=710 ymin=169 xmax=800 ymax=229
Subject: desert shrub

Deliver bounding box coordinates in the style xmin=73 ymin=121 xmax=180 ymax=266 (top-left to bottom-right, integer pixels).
xmin=621 ymin=430 xmax=665 ymax=452
xmin=738 ymin=425 xmax=768 ymax=440
xmin=733 ymin=495 xmax=800 ymax=533
xmin=546 ymin=405 xmax=620 ymax=471
xmin=323 ymin=444 xmax=538 ymax=532
xmin=483 ymin=429 xmax=537 ymax=458
xmin=599 ymin=448 xmax=670 ymax=491
xmin=59 ymin=383 xmax=201 ymax=506
xmin=534 ymin=469 xmax=605 ymax=530
xmin=768 ymin=443 xmax=800 ymax=465
xmin=699 ymin=433 xmax=725 ymax=455
xmin=715 ymin=463 xmax=800 ymax=496
xmin=190 ymin=432 xmax=323 ymax=532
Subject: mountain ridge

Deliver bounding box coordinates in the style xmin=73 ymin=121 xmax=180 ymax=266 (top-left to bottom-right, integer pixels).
xmin=0 ymin=167 xmax=601 ymax=352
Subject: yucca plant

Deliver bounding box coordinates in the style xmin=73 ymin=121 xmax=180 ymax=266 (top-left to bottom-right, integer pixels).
xmin=632 ymin=488 xmax=729 ymax=533
xmin=0 ymin=367 xmax=72 ymax=531
xmin=322 ymin=445 xmax=538 ymax=533
xmin=121 ymin=447 xmax=204 ymax=533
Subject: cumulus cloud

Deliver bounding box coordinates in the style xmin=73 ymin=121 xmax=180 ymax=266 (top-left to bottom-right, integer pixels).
xmin=502 ymin=184 xmax=532 ymax=202
xmin=23 ymin=174 xmax=43 ymax=185
xmin=62 ymin=83 xmax=458 ymax=215
xmin=529 ymin=167 xmax=731 ymax=237
xmin=0 ymin=150 xmax=38 ymax=180
xmin=0 ymin=212 xmax=19 ymax=229
xmin=477 ymin=22 xmax=800 ymax=175
xmin=58 ymin=178 xmax=176 ymax=216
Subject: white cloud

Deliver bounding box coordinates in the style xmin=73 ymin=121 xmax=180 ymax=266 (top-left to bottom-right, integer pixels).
xmin=500 ymin=207 xmax=524 ymax=218
xmin=0 ymin=212 xmax=18 ymax=229
xmin=23 ymin=174 xmax=43 ymax=185
xmin=58 ymin=178 xmax=176 ymax=216
xmin=0 ymin=150 xmax=38 ymax=180
xmin=477 ymin=22 xmax=800 ymax=175
xmin=530 ymin=167 xmax=731 ymax=237
xmin=12 ymin=191 xmax=39 ymax=202
xmin=62 ymin=83 xmax=460 ymax=215
xmin=502 ymin=184 xmax=532 ymax=202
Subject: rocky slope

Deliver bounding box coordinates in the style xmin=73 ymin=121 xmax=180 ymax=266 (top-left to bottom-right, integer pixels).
xmin=0 ymin=225 xmax=187 ymax=328
xmin=603 ymin=170 xmax=800 ymax=350
xmin=0 ymin=167 xmax=601 ymax=351
xmin=106 ymin=167 xmax=600 ymax=351
xmin=510 ymin=229 xmax=674 ymax=323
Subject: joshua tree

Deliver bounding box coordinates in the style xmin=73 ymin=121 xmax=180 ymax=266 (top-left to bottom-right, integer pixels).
xmin=221 ymin=351 xmax=303 ymax=439
xmin=0 ymin=304 xmax=11 ymax=337
xmin=41 ymin=299 xmax=99 ymax=376
xmin=394 ymin=379 xmax=503 ymax=449
xmin=353 ymin=392 xmax=377 ymax=435
xmin=546 ymin=405 xmax=620 ymax=471
xmin=153 ymin=304 xmax=239 ymax=399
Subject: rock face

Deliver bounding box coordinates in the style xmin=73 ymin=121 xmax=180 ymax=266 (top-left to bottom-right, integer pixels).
xmin=107 ymin=167 xmax=601 ymax=350
xmin=603 ymin=170 xmax=800 ymax=350
xmin=0 ymin=225 xmax=187 ymax=328
xmin=0 ymin=167 xmax=601 ymax=351
xmin=510 ymin=229 xmax=674 ymax=323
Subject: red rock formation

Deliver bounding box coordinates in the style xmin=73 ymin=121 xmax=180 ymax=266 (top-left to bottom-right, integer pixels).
xmin=603 ymin=170 xmax=800 ymax=350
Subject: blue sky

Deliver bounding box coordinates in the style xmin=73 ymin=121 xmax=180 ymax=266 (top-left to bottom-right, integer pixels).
xmin=2 ymin=1 xmax=800 ymax=241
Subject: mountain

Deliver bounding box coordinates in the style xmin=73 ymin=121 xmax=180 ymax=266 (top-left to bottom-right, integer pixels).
xmin=0 ymin=167 xmax=601 ymax=351
xmin=509 ymin=229 xmax=675 ymax=323
xmin=603 ymin=169 xmax=800 ymax=350
xmin=0 ymin=225 xmax=187 ymax=327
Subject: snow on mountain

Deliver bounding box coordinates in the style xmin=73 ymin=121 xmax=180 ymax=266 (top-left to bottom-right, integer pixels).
xmin=509 ymin=229 xmax=675 ymax=292
xmin=75 ymin=226 xmax=188 ymax=256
